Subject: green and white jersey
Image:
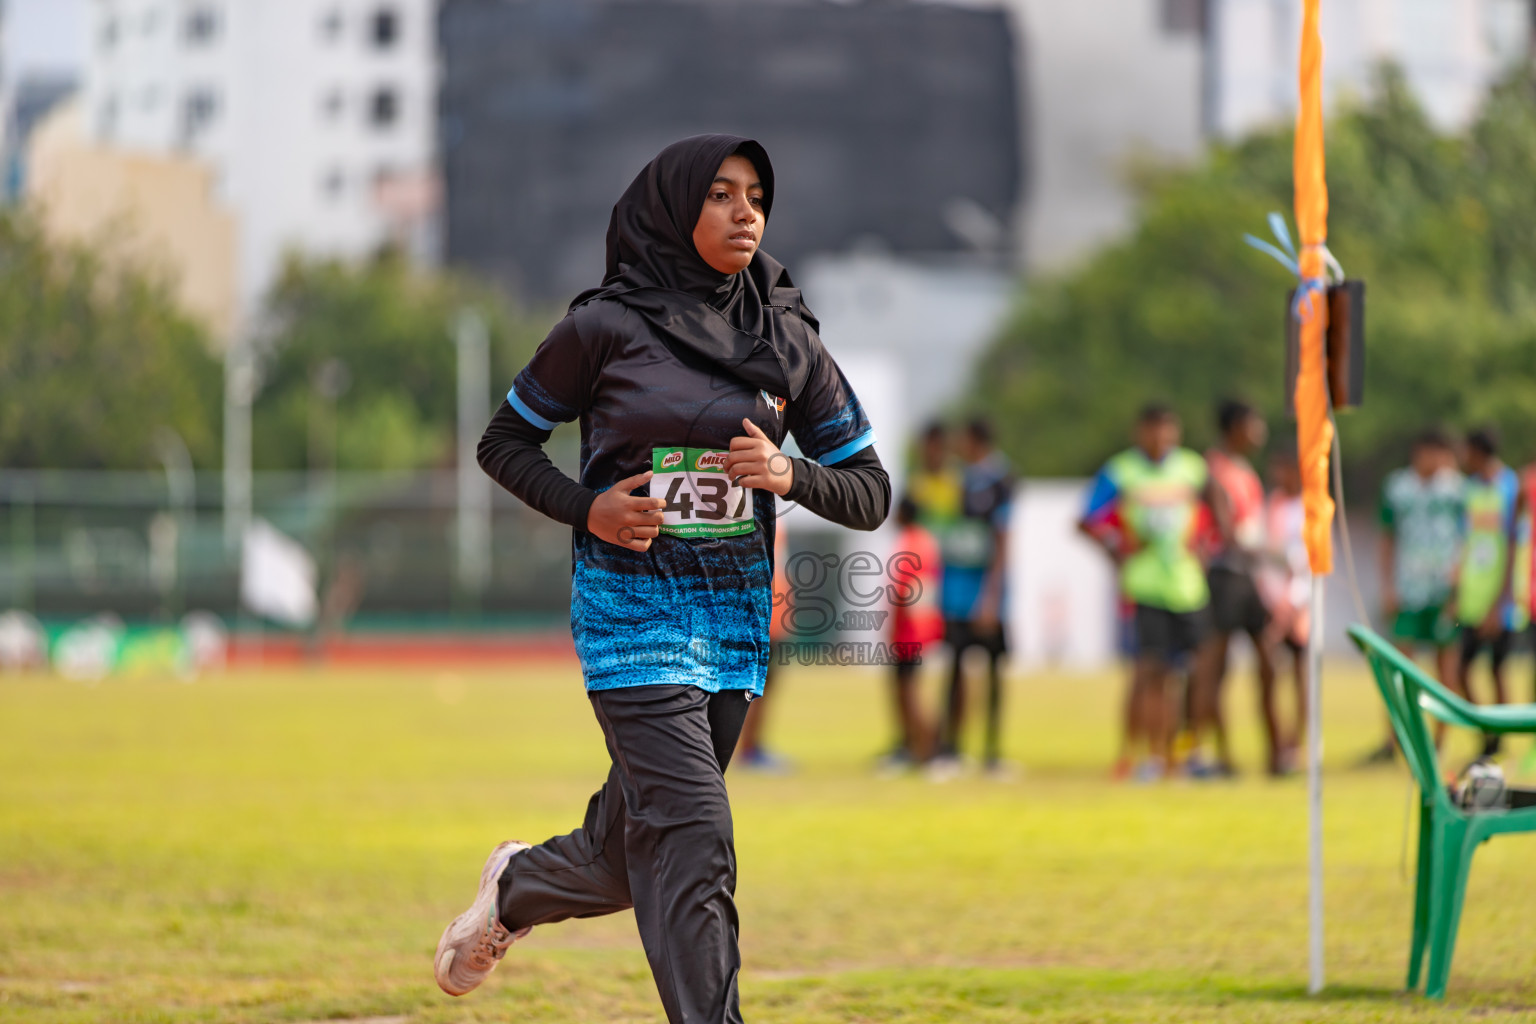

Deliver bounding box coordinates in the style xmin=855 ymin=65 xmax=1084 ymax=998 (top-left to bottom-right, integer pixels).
xmin=1379 ymin=467 xmax=1464 ymax=612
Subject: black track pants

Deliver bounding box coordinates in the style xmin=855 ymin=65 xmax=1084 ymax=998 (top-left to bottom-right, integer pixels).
xmin=497 ymin=683 xmax=751 ymax=1024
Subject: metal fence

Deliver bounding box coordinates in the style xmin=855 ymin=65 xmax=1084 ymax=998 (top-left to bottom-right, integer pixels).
xmin=0 ymin=468 xmax=576 ymax=628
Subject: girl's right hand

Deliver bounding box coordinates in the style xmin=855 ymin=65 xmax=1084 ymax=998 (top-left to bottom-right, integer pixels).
xmin=587 ymin=470 xmax=667 ymax=552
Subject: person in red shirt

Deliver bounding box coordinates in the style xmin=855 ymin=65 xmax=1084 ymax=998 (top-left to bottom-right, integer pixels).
xmin=1192 ymin=399 xmax=1276 ymax=776
xmin=884 ymin=496 xmax=944 ymax=768
xmin=1257 ymin=447 xmax=1311 ymax=773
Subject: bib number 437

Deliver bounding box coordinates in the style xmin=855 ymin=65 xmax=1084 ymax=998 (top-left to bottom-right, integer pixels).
xmin=651 ymin=447 xmax=754 ymax=538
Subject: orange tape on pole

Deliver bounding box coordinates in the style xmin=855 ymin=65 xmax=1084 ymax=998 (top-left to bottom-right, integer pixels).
xmin=1294 ymin=0 xmax=1334 ymax=576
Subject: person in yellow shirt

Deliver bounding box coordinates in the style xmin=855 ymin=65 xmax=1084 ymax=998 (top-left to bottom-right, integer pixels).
xmin=908 ymin=421 xmax=963 ymax=531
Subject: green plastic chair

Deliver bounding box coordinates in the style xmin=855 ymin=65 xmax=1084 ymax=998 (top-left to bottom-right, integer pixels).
xmin=1348 ymin=625 xmax=1536 ymax=998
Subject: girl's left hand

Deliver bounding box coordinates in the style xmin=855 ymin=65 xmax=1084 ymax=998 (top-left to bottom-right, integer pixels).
xmin=724 ymin=418 xmax=794 ymax=497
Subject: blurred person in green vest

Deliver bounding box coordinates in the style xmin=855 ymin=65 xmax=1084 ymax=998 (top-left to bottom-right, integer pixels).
xmin=1453 ymin=427 xmax=1529 ymax=760
xmin=1078 ymin=403 xmax=1218 ymax=782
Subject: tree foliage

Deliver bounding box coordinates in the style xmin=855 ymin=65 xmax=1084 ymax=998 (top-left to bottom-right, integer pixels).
xmin=0 ymin=212 xmax=222 ymax=468
xmin=0 ymin=213 xmax=554 ymax=474
xmin=975 ymin=66 xmax=1536 ymax=487
xmin=251 ymin=251 xmax=552 ymax=472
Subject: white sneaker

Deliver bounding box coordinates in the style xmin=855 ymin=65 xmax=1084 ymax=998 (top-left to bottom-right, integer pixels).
xmin=925 ymin=754 xmax=965 ymax=783
xmin=982 ymin=759 xmax=1021 ymax=781
xmin=434 ymin=840 xmax=531 ymax=996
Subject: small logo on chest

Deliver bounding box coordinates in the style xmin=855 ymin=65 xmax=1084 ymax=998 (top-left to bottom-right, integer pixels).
xmin=760 ymin=390 xmax=786 ymax=417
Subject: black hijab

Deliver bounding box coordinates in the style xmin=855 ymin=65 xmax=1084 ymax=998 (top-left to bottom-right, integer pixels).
xmin=570 ymin=134 xmax=819 ymax=402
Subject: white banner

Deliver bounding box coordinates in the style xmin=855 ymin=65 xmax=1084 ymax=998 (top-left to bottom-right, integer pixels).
xmin=240 ymin=519 xmax=318 ymax=627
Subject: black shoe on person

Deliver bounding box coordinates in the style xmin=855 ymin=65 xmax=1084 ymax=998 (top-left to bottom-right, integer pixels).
xmin=1353 ymin=742 xmax=1395 ymax=769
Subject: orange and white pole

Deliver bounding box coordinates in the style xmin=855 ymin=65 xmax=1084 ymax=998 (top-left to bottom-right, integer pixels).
xmin=1294 ymin=0 xmax=1333 ymax=997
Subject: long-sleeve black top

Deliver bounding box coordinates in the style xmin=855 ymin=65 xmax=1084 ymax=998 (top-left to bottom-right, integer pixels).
xmin=477 ymin=399 xmax=890 ymax=533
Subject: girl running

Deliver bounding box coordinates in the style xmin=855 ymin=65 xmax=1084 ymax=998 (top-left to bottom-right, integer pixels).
xmin=434 ymin=134 xmax=889 ymax=1023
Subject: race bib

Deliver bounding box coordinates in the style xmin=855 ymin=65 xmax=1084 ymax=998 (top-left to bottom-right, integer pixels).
xmin=1140 ymin=504 xmax=1186 ymax=546
xmin=941 ymin=519 xmax=992 ymax=567
xmin=651 ymin=447 xmax=755 ymax=538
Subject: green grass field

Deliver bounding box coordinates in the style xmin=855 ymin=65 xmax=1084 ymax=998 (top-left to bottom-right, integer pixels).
xmin=4 ymin=654 xmax=1536 ymax=1023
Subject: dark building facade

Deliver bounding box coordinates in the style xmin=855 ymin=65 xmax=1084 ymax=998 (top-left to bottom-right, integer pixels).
xmin=439 ymin=0 xmax=1023 ymax=303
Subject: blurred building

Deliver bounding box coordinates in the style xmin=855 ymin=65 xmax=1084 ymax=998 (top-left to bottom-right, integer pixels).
xmin=1005 ymin=0 xmax=1205 ymax=272
xmin=76 ymin=0 xmax=437 ymax=328
xmin=438 ymin=0 xmax=1023 ymax=305
xmin=27 ymin=95 xmax=239 ymax=336
xmin=997 ymin=0 xmax=1532 ymax=273
xmin=1209 ymin=0 xmax=1532 ymax=138
xmin=796 ymin=249 xmax=1011 ymax=442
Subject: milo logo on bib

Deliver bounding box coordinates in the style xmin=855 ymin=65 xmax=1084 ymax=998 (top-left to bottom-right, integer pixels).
xmin=650 ymin=446 xmax=755 ymax=538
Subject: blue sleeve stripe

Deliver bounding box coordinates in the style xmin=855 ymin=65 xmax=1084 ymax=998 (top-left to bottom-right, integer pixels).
xmin=816 ymin=429 xmax=876 ymax=467
xmin=1082 ymin=468 xmax=1119 ymax=519
xmin=507 ymin=386 xmax=559 ymax=431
